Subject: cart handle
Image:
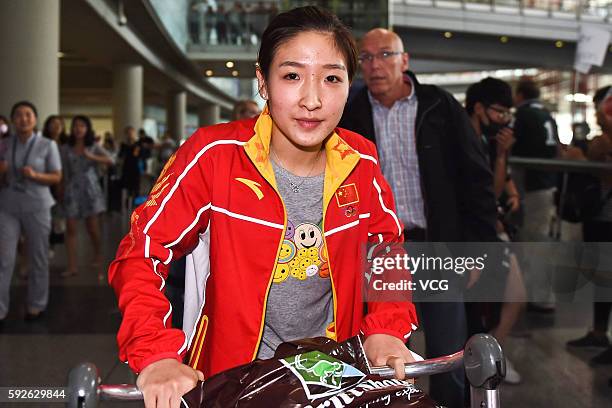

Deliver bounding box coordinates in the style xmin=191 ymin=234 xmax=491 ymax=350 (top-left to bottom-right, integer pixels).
xmin=66 ymin=334 xmax=504 ymax=407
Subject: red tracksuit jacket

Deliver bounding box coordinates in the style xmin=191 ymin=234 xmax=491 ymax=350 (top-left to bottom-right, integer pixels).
xmin=109 ymin=111 xmax=418 ymax=377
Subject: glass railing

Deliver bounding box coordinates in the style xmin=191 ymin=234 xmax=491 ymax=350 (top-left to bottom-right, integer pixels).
xmin=186 ymin=0 xmax=388 ymax=52
xmin=187 ymin=0 xmax=280 ymax=50
xmin=185 ymin=0 xmax=609 ymax=53
xmin=404 ymin=0 xmax=612 ymax=19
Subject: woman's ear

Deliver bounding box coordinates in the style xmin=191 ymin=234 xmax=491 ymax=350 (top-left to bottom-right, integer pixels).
xmin=255 ymin=67 xmax=268 ymax=101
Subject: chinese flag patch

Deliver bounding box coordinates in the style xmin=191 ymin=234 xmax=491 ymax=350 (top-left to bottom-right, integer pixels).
xmin=335 ymin=183 xmax=359 ymax=207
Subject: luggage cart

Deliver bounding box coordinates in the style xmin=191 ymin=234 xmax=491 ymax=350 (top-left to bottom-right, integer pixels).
xmin=66 ymin=333 xmax=505 ymax=408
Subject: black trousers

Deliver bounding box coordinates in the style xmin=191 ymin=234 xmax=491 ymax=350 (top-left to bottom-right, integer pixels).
xmin=583 ymin=220 xmax=612 ymax=333
xmin=405 ymin=229 xmax=467 ymax=408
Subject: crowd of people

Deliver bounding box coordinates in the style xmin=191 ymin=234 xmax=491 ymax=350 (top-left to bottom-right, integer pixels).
xmin=188 ymin=0 xmax=279 ymax=46
xmin=0 ymin=106 xmax=179 ymax=322
xmin=1 ymin=5 xmax=611 ymax=408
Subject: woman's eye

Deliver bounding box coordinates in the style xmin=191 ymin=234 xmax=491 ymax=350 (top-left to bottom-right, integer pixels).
xmin=284 ymin=73 xmax=299 ymax=80
xmin=326 ymin=75 xmax=342 ymax=83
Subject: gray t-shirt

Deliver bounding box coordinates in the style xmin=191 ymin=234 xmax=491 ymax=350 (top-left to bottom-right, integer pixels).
xmin=257 ymin=160 xmax=334 ymax=359
xmin=0 ymin=133 xmax=61 ymax=213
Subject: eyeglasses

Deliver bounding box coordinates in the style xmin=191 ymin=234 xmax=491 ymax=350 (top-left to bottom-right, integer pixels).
xmin=486 ymin=105 xmax=513 ymax=121
xmin=357 ymin=51 xmax=403 ymax=64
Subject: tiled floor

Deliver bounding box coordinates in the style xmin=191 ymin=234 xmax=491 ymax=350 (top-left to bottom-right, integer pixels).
xmin=1 ymin=213 xmax=611 ymax=407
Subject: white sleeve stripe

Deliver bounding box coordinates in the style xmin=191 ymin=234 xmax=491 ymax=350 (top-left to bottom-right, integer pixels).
xmin=152 ymin=260 xmax=166 ymax=291
xmin=324 ymin=219 xmax=360 ymax=237
xmin=359 ymin=213 xmax=371 ymax=219
xmin=211 ymin=205 xmax=284 ymax=229
xmin=372 ymin=178 xmax=402 ymax=237
xmin=359 ymin=153 xmax=378 ymax=164
xmin=163 ymin=248 xmax=173 ymax=265
xmin=143 ymin=139 xmax=246 ymax=235
xmin=144 ymin=235 xmax=151 ymax=259
xmin=163 ymin=301 xmax=173 ymax=327
xmin=165 ymin=203 xmax=212 ymax=248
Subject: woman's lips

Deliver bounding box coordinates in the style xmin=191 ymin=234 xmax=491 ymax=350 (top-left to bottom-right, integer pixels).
xmin=296 ymin=119 xmax=322 ymax=129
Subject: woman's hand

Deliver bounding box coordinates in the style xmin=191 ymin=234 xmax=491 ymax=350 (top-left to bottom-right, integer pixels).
xmin=136 ymin=359 xmax=204 ymax=408
xmin=22 ymin=166 xmax=37 ymax=180
xmin=363 ymin=333 xmax=416 ymax=381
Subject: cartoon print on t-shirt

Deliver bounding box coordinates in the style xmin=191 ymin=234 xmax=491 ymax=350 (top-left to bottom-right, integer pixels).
xmin=285 ymin=220 xmax=295 ymax=239
xmin=273 ymin=263 xmax=290 ymax=283
xmin=275 ymin=221 xmax=327 ymax=283
xmin=294 ymin=223 xmax=323 ymax=249
xmin=278 ymin=240 xmax=296 ymax=263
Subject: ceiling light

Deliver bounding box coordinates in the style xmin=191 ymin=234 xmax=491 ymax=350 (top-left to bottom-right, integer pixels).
xmin=500 ymin=36 xmax=509 ymax=43
xmin=444 ymin=31 xmax=453 ymax=39
xmin=226 ymin=61 xmax=235 ymax=69
xmin=57 ymin=51 xmax=65 ymax=58
xmin=555 ymin=40 xmax=564 ymax=48
xmin=231 ymin=70 xmax=239 ymax=77
xmin=205 ymin=69 xmax=213 ymax=77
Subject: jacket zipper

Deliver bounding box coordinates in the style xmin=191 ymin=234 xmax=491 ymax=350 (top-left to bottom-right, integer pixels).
xmin=414 ymin=98 xmax=441 ymax=237
xmin=321 ymin=204 xmax=338 ymax=340
xmin=251 ymin=187 xmax=287 ymax=360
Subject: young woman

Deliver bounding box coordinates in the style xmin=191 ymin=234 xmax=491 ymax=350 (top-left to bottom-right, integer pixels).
xmin=61 ymin=115 xmax=113 ymax=278
xmin=109 ymin=7 xmax=418 ymax=407
xmin=42 ymin=115 xmax=69 ymax=252
xmin=42 ymin=115 xmax=68 ymax=145
xmin=0 ymin=101 xmax=62 ymax=321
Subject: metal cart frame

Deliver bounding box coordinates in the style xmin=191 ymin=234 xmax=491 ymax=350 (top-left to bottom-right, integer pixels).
xmin=67 ymin=333 xmax=505 ymax=408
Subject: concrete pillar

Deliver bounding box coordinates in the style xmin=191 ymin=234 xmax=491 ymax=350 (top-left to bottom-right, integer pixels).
xmin=198 ymin=103 xmax=220 ymax=127
xmin=0 ymin=0 xmax=59 ymax=124
xmin=166 ymin=91 xmax=186 ymax=142
xmin=112 ymin=64 xmax=143 ymax=140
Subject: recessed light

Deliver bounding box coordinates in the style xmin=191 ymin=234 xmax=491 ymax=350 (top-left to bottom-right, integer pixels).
xmin=555 ymin=40 xmax=564 ymax=48
xmin=226 ymin=61 xmax=235 ymax=69
xmin=444 ymin=31 xmax=453 ymax=39
xmin=500 ymin=36 xmax=509 ymax=43
xmin=205 ymin=69 xmax=213 ymax=77
xmin=231 ymin=70 xmax=239 ymax=77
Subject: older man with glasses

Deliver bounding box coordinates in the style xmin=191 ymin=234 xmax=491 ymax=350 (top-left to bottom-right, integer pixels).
xmin=340 ymin=28 xmax=497 ymax=408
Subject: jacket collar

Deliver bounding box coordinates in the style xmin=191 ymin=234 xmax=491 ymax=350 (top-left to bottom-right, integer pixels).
xmin=243 ymin=106 xmax=361 ymax=210
xmin=405 ymin=71 xmax=439 ymax=112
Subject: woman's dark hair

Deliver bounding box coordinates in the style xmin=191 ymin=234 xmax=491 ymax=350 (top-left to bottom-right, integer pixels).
xmin=68 ymin=115 xmax=95 ymax=147
xmin=42 ymin=115 xmax=67 ymax=143
xmin=257 ymin=6 xmax=358 ymax=82
xmin=10 ymin=101 xmax=38 ymax=119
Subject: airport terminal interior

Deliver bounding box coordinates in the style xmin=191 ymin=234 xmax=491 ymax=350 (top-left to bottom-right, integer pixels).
xmin=1 ymin=0 xmax=612 ymax=407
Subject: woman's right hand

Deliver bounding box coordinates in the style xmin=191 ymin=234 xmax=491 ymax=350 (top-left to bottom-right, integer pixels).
xmin=136 ymin=358 xmax=204 ymax=408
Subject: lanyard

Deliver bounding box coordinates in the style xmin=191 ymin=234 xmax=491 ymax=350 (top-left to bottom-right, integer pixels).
xmin=12 ymin=133 xmax=37 ymax=175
